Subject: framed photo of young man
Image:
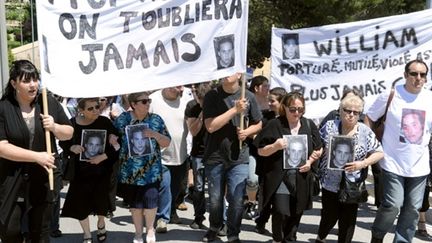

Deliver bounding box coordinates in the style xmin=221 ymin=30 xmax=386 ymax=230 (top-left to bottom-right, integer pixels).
xmin=283 ymin=134 xmax=308 ymax=169
xmin=80 ymin=129 xmax=107 ymax=161
xmin=328 ymin=135 xmax=354 ymax=170
xmin=126 ymin=124 xmax=153 ymax=158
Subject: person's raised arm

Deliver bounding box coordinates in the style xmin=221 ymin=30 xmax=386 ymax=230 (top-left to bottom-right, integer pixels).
xmin=258 ymin=137 xmax=286 ymax=157
xmin=205 ymin=98 xmax=247 ymax=133
xmin=40 ymin=114 xmax=74 ymax=141
xmin=187 ymin=111 xmax=203 ymax=137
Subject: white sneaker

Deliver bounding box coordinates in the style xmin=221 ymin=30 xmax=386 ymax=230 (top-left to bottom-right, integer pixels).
xmin=155 ymin=219 xmax=167 ymax=233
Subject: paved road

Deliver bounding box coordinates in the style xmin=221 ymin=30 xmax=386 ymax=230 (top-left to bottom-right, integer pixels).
xmin=51 ymin=184 xmax=432 ymax=243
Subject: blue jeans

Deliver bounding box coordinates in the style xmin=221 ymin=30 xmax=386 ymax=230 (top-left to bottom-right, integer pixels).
xmin=206 ymin=163 xmax=248 ymax=241
xmin=190 ymin=157 xmax=206 ymax=221
xmin=157 ymin=165 xmax=171 ymax=222
xmin=371 ymin=169 xmax=427 ymax=242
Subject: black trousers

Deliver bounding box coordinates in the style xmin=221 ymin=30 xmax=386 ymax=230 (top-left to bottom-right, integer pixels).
xmin=271 ymin=193 xmax=303 ymax=242
xmin=317 ymin=188 xmax=358 ymax=243
xmin=0 ymin=201 xmax=52 ymax=243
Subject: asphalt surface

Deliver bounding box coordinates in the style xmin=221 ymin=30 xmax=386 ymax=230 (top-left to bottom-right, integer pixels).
xmin=49 ymin=182 xmax=432 ymax=243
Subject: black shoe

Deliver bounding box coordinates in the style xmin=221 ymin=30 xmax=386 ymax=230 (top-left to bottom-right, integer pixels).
xmin=246 ymin=202 xmax=259 ymax=220
xmin=217 ymin=224 xmax=227 ymax=236
xmin=169 ymin=213 xmax=182 ymax=224
xmin=50 ymin=229 xmax=62 ymax=238
xmin=202 ymin=230 xmax=218 ymax=242
xmin=228 ymin=240 xmax=241 ymax=243
xmin=190 ymin=220 xmax=205 ymax=229
xmin=416 ymin=229 xmax=432 ymax=240
xmin=106 ymin=211 xmax=114 ymax=219
xmin=255 ymin=223 xmax=266 ymax=235
xmin=371 ymin=236 xmax=383 ymax=243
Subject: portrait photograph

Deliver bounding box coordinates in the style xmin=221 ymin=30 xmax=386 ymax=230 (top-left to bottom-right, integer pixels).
xmin=399 ymin=108 xmax=425 ymax=145
xmin=283 ymin=134 xmax=308 ymax=169
xmin=80 ymin=129 xmax=107 ymax=161
xmin=281 ymin=33 xmax=300 ymax=60
xmin=213 ymin=34 xmax=235 ymax=70
xmin=328 ymin=135 xmax=354 ymax=170
xmin=126 ymin=124 xmax=153 ymax=158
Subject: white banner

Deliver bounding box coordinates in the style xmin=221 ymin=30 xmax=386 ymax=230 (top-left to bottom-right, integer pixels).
xmin=36 ymin=0 xmax=248 ymax=97
xmin=271 ymin=9 xmax=432 ymax=119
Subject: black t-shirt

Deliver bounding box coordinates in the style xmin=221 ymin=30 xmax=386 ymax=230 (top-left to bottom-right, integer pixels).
xmin=185 ymin=99 xmax=206 ymax=157
xmin=202 ymin=85 xmax=262 ymax=165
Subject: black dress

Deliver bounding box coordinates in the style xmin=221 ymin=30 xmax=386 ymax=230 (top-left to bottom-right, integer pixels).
xmin=60 ymin=116 xmax=119 ymax=220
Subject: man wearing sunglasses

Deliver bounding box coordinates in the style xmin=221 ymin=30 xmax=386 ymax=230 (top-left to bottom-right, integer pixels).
xmin=367 ymin=59 xmax=432 ymax=243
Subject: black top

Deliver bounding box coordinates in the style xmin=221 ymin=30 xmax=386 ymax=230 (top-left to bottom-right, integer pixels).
xmin=254 ymin=116 xmax=322 ymax=211
xmin=0 ymin=94 xmax=71 ymax=208
xmin=185 ymin=99 xmax=206 ymax=157
xmin=59 ymin=116 xmax=119 ymax=180
xmin=203 ymin=86 xmax=262 ymax=165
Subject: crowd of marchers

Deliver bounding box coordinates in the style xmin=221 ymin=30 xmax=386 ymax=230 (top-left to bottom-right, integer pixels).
xmin=0 ymin=59 xmax=431 ymax=243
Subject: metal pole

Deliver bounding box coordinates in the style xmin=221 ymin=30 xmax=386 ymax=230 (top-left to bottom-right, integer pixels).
xmin=0 ymin=1 xmax=9 ymax=96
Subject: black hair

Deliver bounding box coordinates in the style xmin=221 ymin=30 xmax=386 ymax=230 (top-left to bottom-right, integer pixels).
xmin=2 ymin=60 xmax=40 ymax=103
xmin=248 ymin=76 xmax=268 ymax=93
xmin=404 ymin=59 xmax=429 ymax=74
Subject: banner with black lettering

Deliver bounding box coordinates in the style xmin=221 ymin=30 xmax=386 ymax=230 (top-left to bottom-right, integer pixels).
xmin=36 ymin=0 xmax=248 ymax=97
xmin=271 ymin=9 xmax=432 ymax=119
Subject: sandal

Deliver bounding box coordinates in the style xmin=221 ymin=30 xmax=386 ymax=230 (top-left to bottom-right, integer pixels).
xmin=97 ymin=225 xmax=107 ymax=242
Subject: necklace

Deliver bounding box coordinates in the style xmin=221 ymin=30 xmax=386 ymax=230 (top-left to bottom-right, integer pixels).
xmin=22 ymin=109 xmax=35 ymax=125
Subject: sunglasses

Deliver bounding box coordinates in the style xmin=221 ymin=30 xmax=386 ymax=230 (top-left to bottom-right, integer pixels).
xmin=408 ymin=71 xmax=427 ymax=78
xmin=135 ymin=98 xmax=152 ymax=105
xmin=342 ymin=108 xmax=361 ymax=116
xmin=288 ymin=107 xmax=305 ymax=113
xmin=99 ymin=98 xmax=107 ymax=102
xmin=86 ymin=105 xmax=100 ymax=112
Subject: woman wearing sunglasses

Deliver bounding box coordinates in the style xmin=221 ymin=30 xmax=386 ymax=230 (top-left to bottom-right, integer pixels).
xmin=114 ymin=92 xmax=171 ymax=243
xmin=316 ymin=92 xmax=383 ymax=243
xmin=254 ymin=91 xmax=323 ymax=243
xmin=60 ymin=98 xmax=120 ymax=243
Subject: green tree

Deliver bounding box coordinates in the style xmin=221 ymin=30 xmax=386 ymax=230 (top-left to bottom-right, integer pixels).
xmin=247 ymin=0 xmax=426 ymax=68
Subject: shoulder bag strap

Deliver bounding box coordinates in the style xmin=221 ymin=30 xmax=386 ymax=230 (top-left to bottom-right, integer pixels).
xmin=382 ymin=88 xmax=395 ymax=123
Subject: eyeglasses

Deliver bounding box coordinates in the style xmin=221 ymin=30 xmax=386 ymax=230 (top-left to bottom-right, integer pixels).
xmin=342 ymin=108 xmax=361 ymax=116
xmin=288 ymin=107 xmax=305 ymax=113
xmin=135 ymin=98 xmax=152 ymax=105
xmin=408 ymin=71 xmax=427 ymax=78
xmin=86 ymin=105 xmax=100 ymax=112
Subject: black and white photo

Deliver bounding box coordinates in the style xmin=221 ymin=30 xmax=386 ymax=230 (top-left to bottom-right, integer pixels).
xmin=283 ymin=134 xmax=308 ymax=169
xmin=214 ymin=34 xmax=235 ymax=70
xmin=281 ymin=33 xmax=300 ymax=60
xmin=328 ymin=135 xmax=354 ymax=170
xmin=80 ymin=129 xmax=107 ymax=161
xmin=126 ymin=124 xmax=153 ymax=157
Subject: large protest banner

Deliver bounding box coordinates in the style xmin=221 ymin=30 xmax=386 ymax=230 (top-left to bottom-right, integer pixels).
xmin=36 ymin=0 xmax=248 ymax=98
xmin=271 ymin=9 xmax=432 ymax=119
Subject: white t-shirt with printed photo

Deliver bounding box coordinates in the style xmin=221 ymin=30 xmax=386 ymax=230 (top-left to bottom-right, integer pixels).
xmin=367 ymin=84 xmax=432 ymax=177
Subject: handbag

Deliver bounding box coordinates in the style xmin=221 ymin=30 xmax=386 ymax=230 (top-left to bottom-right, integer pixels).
xmin=338 ymin=172 xmax=368 ymax=204
xmin=369 ymin=88 xmax=395 ymax=141
xmin=311 ymin=171 xmax=320 ymax=197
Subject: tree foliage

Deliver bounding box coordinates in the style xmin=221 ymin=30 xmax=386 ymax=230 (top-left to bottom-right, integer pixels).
xmin=247 ymin=0 xmax=426 ymax=68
